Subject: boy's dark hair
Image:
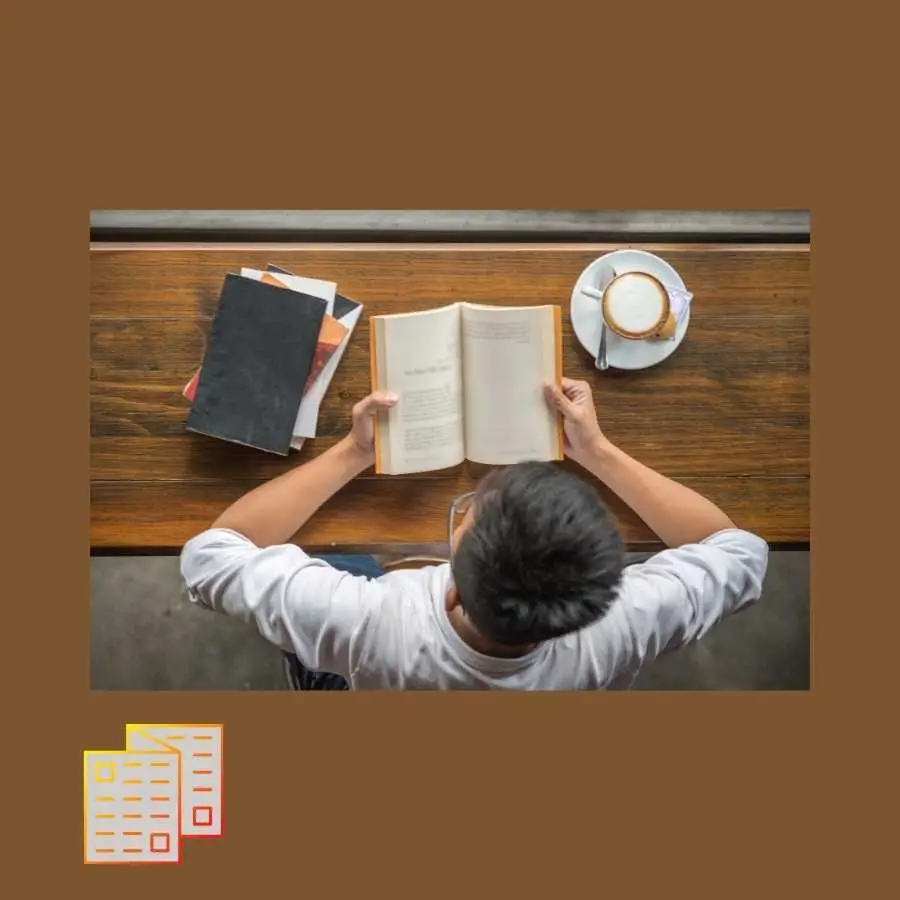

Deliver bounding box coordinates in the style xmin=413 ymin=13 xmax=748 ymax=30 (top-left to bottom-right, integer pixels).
xmin=452 ymin=461 xmax=625 ymax=645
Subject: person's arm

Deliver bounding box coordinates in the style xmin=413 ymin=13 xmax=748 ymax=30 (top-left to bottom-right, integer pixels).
xmin=212 ymin=392 xmax=396 ymax=547
xmin=179 ymin=391 xmax=398 ymax=676
xmin=180 ymin=528 xmax=383 ymax=675
xmin=581 ymin=443 xmax=734 ymax=548
xmin=545 ymin=379 xmax=767 ymax=684
xmin=545 ymin=379 xmax=733 ymax=547
xmin=590 ymin=528 xmax=768 ymax=686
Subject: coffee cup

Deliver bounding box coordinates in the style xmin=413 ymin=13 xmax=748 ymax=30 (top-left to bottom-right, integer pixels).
xmin=601 ymin=271 xmax=676 ymax=340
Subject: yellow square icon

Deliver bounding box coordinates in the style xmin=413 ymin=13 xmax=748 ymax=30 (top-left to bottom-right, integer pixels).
xmin=94 ymin=762 xmax=115 ymax=783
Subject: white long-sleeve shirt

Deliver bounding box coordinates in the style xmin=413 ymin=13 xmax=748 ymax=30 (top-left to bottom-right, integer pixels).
xmin=180 ymin=527 xmax=768 ymax=690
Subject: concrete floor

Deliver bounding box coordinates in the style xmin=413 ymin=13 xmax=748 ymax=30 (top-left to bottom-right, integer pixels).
xmin=91 ymin=551 xmax=809 ymax=690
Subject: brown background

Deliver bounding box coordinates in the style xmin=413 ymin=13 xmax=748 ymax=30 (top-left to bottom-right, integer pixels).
xmin=7 ymin=1 xmax=889 ymax=895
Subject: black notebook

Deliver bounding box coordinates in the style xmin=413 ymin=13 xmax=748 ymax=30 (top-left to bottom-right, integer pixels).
xmin=187 ymin=274 xmax=327 ymax=455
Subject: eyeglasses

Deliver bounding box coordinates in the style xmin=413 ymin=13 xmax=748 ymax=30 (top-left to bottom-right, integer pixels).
xmin=448 ymin=491 xmax=477 ymax=547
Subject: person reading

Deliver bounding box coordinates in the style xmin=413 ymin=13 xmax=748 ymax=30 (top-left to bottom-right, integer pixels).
xmin=180 ymin=379 xmax=768 ymax=690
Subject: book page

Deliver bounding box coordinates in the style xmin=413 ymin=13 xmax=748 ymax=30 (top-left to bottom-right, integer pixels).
xmin=371 ymin=304 xmax=465 ymax=474
xmin=292 ymin=301 xmax=363 ymax=443
xmin=461 ymin=303 xmax=562 ymax=465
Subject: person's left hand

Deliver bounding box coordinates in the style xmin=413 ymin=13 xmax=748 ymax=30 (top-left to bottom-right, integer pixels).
xmin=345 ymin=391 xmax=398 ymax=460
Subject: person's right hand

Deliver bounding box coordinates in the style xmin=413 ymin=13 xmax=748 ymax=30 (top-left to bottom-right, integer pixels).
xmin=544 ymin=378 xmax=610 ymax=464
xmin=344 ymin=390 xmax=398 ymax=463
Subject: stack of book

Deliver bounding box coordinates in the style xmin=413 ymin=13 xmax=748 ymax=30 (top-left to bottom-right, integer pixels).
xmin=184 ymin=265 xmax=363 ymax=456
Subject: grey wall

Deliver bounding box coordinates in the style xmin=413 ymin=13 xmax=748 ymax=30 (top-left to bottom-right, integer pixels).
xmin=91 ymin=552 xmax=809 ymax=691
xmin=90 ymin=210 xmax=810 ymax=241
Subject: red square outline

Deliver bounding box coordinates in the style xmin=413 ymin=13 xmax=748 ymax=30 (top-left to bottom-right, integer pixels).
xmin=149 ymin=832 xmax=170 ymax=853
xmin=192 ymin=805 xmax=213 ymax=827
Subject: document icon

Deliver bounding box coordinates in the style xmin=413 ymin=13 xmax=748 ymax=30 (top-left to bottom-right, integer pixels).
xmin=84 ymin=749 xmax=180 ymax=863
xmin=126 ymin=724 xmax=223 ymax=837
xmin=84 ymin=723 xmax=224 ymax=865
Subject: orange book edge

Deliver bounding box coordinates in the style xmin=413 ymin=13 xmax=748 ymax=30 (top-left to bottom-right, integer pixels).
xmin=553 ymin=305 xmax=564 ymax=459
xmin=369 ymin=319 xmax=383 ymax=474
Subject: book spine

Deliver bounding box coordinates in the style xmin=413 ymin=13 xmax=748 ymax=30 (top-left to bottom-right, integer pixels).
xmin=369 ymin=318 xmax=384 ymax=474
xmin=553 ymin=305 xmax=564 ymax=460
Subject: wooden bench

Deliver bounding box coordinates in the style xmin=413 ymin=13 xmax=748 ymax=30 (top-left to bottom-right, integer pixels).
xmin=90 ymin=242 xmax=809 ymax=553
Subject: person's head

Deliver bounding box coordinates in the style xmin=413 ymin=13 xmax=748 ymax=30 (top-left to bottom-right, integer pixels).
xmin=448 ymin=461 xmax=625 ymax=647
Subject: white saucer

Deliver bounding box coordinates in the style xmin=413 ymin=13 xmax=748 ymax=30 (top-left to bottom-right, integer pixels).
xmin=570 ymin=249 xmax=690 ymax=370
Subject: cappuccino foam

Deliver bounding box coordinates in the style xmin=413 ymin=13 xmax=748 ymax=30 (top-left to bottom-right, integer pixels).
xmin=604 ymin=273 xmax=667 ymax=336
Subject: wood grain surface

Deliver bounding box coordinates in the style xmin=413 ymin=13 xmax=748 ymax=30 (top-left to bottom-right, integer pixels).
xmin=90 ymin=243 xmax=810 ymax=551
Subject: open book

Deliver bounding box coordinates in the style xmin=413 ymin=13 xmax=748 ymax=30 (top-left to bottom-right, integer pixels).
xmin=369 ymin=302 xmax=564 ymax=474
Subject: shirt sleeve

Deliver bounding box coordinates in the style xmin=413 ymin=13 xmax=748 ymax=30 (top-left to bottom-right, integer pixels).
xmin=590 ymin=528 xmax=769 ymax=687
xmin=179 ymin=528 xmax=381 ymax=678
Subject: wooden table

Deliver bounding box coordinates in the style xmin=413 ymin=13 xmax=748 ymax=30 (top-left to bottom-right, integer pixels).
xmin=90 ymin=243 xmax=809 ymax=552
